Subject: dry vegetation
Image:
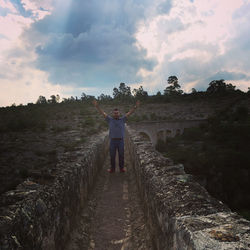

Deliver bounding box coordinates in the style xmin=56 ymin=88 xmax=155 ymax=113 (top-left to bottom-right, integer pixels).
xmin=1 ymin=93 xmax=250 ymax=220
xmin=0 ymin=103 xmax=107 ymax=197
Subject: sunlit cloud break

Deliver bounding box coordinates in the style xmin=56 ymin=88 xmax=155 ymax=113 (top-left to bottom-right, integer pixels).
xmin=0 ymin=0 xmax=250 ymax=106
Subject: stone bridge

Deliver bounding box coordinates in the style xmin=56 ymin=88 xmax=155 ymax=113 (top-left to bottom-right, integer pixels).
xmin=1 ymin=128 xmax=250 ymax=249
xmin=128 ymin=119 xmax=207 ymax=146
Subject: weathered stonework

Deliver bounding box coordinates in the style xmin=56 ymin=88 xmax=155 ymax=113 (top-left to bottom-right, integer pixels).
xmin=0 ymin=132 xmax=108 ymax=250
xmin=126 ymin=126 xmax=250 ymax=250
xmin=129 ymin=120 xmax=206 ymax=146
xmin=1 ymin=127 xmax=250 ymax=250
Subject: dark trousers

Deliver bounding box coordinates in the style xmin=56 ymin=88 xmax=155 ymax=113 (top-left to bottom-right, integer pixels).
xmin=109 ymin=139 xmax=124 ymax=170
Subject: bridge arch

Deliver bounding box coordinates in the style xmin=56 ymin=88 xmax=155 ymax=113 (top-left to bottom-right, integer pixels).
xmin=128 ymin=119 xmax=206 ymax=147
xmin=138 ymin=131 xmax=151 ymax=142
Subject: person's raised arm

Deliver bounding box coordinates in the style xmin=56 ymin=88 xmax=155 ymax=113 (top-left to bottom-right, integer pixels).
xmin=92 ymin=99 xmax=108 ymax=118
xmin=125 ymin=100 xmax=140 ymax=118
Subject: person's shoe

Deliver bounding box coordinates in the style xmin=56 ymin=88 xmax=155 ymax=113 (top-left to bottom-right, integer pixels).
xmin=120 ymin=168 xmax=126 ymax=173
xmin=108 ymin=169 xmax=115 ymax=173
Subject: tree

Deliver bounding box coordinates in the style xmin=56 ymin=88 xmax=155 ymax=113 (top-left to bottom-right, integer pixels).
xmin=206 ymin=79 xmax=236 ymax=94
xmin=119 ymin=82 xmax=132 ymax=97
xmin=225 ymin=83 xmax=236 ymax=92
xmin=36 ymin=96 xmax=47 ymax=104
xmin=113 ymin=82 xmax=132 ymax=101
xmin=132 ymin=85 xmax=148 ymax=100
xmin=61 ymin=96 xmax=77 ymax=103
xmin=62 ymin=98 xmax=69 ymax=103
xmin=191 ymin=88 xmax=197 ymax=94
xmin=156 ymin=91 xmax=162 ymax=96
xmin=98 ymin=94 xmax=112 ymax=102
xmin=113 ymin=87 xmax=120 ymax=99
xmin=81 ymin=93 xmax=95 ymax=102
xmin=81 ymin=92 xmax=87 ymax=101
xmin=168 ymin=76 xmax=180 ymax=88
xmin=70 ymin=96 xmax=76 ymax=102
xmin=48 ymin=95 xmax=56 ymax=104
xmin=164 ymin=76 xmax=183 ymax=95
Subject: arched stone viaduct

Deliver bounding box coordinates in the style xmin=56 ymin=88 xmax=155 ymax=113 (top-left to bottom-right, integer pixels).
xmin=127 ymin=119 xmax=206 ymax=146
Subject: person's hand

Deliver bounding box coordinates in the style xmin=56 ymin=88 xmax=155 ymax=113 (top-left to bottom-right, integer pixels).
xmin=92 ymin=99 xmax=98 ymax=107
xmin=136 ymin=100 xmax=140 ymax=108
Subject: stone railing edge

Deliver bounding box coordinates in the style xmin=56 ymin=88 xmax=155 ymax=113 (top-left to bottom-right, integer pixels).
xmin=0 ymin=131 xmax=109 ymax=250
xmin=125 ymin=126 xmax=250 ymax=250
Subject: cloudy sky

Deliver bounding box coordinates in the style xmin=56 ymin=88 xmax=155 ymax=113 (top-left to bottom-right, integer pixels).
xmin=0 ymin=0 xmax=250 ymax=106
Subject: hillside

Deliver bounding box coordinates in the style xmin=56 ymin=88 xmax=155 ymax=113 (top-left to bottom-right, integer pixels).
xmin=0 ymin=103 xmax=107 ymax=199
xmin=0 ymin=93 xmax=250 ymax=220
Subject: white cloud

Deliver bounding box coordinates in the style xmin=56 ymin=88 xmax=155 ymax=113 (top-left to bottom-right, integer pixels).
xmin=20 ymin=0 xmax=54 ymax=19
xmin=0 ymin=69 xmax=58 ymax=106
xmin=1 ymin=0 xmax=250 ymax=107
xmin=135 ymin=0 xmax=250 ymax=92
xmin=0 ymin=62 xmax=99 ymax=106
xmin=229 ymin=80 xmax=250 ymax=92
xmin=0 ymin=14 xmax=32 ymax=40
xmin=0 ymin=0 xmax=57 ymax=106
xmin=0 ymin=0 xmax=17 ymax=12
xmin=21 ymin=0 xmax=54 ymax=11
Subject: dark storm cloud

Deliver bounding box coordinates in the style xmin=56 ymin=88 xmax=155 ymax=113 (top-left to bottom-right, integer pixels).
xmin=27 ymin=0 xmax=157 ymax=87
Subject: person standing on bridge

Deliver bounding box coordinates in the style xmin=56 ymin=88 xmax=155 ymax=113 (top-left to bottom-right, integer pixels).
xmin=93 ymin=100 xmax=140 ymax=173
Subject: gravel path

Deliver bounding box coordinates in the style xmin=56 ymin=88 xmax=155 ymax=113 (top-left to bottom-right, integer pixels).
xmin=65 ymin=146 xmax=153 ymax=250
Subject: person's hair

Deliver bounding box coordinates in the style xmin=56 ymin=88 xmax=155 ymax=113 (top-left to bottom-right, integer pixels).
xmin=113 ymin=108 xmax=119 ymax=111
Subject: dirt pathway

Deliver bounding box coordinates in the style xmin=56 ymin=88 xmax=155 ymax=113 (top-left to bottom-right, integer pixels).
xmin=65 ymin=147 xmax=152 ymax=250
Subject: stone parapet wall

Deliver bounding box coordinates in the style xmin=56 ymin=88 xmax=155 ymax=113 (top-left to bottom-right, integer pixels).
xmin=126 ymin=127 xmax=250 ymax=250
xmin=0 ymin=132 xmax=108 ymax=250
